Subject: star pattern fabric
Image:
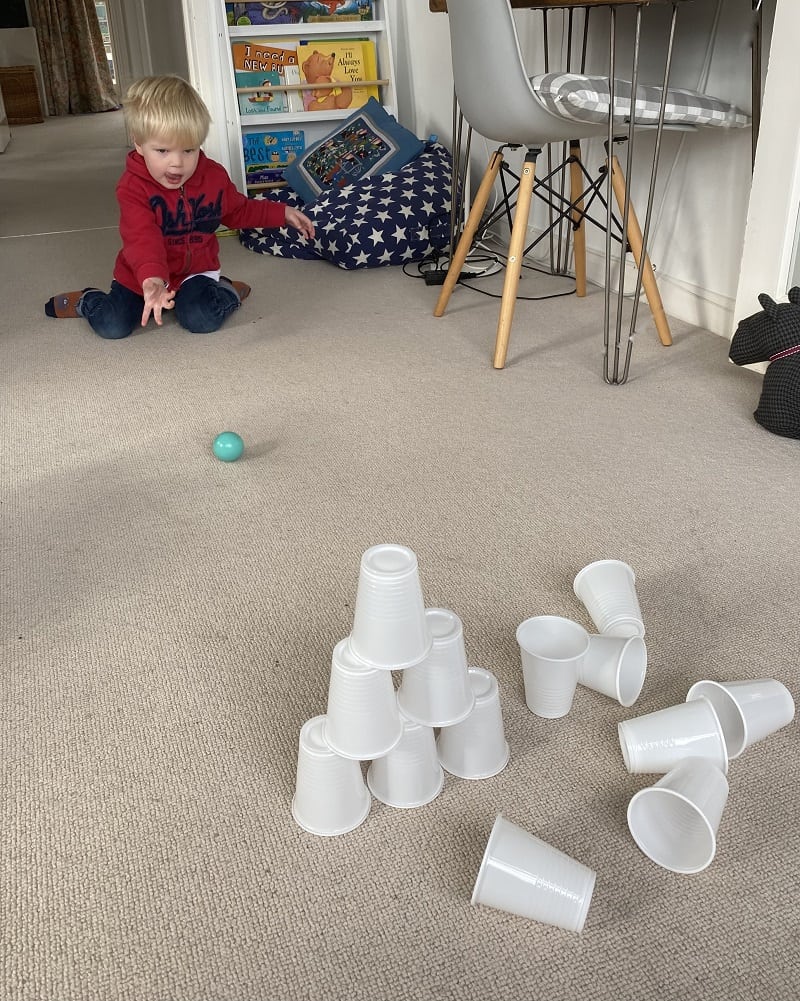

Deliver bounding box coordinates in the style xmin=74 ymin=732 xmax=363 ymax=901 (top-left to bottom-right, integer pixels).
xmin=239 ymin=144 xmax=452 ymax=270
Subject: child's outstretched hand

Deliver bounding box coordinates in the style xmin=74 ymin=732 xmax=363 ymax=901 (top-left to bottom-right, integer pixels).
xmin=285 ymin=206 xmax=316 ymax=240
xmin=141 ymin=277 xmax=176 ymax=327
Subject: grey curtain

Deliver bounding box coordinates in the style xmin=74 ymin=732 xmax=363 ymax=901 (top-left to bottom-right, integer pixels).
xmin=28 ymin=0 xmax=118 ymax=115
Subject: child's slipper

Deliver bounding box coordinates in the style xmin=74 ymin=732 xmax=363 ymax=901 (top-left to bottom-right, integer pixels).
xmin=221 ymin=277 xmax=251 ymax=303
xmin=44 ymin=288 xmax=96 ymax=318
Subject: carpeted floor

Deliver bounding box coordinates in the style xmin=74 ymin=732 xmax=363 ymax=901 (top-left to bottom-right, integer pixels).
xmin=2 ymin=113 xmax=798 ymax=1001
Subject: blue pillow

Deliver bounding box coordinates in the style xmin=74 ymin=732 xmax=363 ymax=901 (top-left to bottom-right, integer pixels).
xmin=283 ymin=97 xmax=425 ymax=205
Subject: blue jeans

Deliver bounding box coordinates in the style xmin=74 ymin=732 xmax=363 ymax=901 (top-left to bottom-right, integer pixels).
xmin=79 ymin=277 xmax=241 ymax=339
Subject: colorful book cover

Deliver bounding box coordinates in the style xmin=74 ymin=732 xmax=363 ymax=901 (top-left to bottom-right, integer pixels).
xmin=242 ymin=128 xmax=305 ymax=186
xmin=226 ymin=3 xmax=374 ymax=26
xmin=299 ymin=111 xmax=392 ymax=190
xmin=236 ymin=69 xmax=287 ymax=116
xmin=230 ymin=39 xmax=299 ymax=74
xmin=297 ymin=38 xmax=378 ymax=114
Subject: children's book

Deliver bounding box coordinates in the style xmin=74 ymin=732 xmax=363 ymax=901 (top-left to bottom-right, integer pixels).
xmin=297 ymin=38 xmax=379 ymax=114
xmin=236 ymin=70 xmax=287 ymax=115
xmin=226 ymin=2 xmax=374 ymax=27
xmin=242 ymin=128 xmax=305 ymax=188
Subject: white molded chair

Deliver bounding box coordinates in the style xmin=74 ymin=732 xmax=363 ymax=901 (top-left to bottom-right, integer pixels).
xmin=433 ymin=0 xmax=749 ymax=376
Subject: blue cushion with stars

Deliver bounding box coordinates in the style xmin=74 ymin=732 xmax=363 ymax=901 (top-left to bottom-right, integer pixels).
xmin=238 ymin=141 xmax=452 ymax=269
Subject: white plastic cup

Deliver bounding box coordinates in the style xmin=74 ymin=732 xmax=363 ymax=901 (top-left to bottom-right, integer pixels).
xmin=627 ymin=757 xmax=729 ymax=873
xmin=397 ymin=608 xmax=476 ymax=726
xmin=516 ymin=615 xmax=590 ymax=718
xmin=323 ymin=638 xmax=403 ymax=760
xmin=366 ymin=710 xmax=444 ymax=808
xmin=685 ymin=678 xmax=795 ymax=759
xmin=578 ymin=634 xmax=647 ymax=707
xmin=349 ymin=544 xmax=432 ymax=670
xmin=472 ymin=815 xmax=596 ymax=932
xmin=291 ymin=715 xmax=372 ymax=836
xmin=573 ymin=559 xmax=644 ymax=637
xmin=437 ymin=667 xmax=510 ymax=779
xmin=618 ymin=696 xmax=728 ymax=775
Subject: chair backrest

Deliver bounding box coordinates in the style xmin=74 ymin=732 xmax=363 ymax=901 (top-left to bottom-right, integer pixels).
xmin=445 ymin=0 xmax=608 ymax=147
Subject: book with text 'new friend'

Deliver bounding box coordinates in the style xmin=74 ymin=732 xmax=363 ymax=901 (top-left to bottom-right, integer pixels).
xmin=231 ymin=39 xmax=299 ymax=116
xmin=297 ymin=38 xmax=379 ymax=114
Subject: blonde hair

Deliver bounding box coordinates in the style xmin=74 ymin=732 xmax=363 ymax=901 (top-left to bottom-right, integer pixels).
xmin=124 ymin=75 xmax=211 ymax=148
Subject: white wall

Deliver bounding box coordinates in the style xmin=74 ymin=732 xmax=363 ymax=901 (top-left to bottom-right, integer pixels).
xmin=396 ymin=0 xmax=766 ymax=340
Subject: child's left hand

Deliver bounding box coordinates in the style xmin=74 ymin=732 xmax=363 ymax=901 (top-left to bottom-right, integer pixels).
xmin=285 ymin=206 xmax=316 ymax=240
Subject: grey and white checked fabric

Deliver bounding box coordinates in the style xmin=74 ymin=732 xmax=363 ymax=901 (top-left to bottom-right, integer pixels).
xmin=531 ymin=73 xmax=750 ymax=128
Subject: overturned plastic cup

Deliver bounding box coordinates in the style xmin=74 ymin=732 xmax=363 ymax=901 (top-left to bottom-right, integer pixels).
xmin=349 ymin=544 xmax=432 ymax=670
xmin=685 ymin=678 xmax=795 ymax=759
xmin=397 ymin=608 xmax=475 ymax=727
xmin=618 ymin=696 xmax=728 ymax=775
xmin=627 ymin=757 xmax=729 ymax=873
xmin=437 ymin=667 xmax=510 ymax=779
xmin=516 ymin=615 xmax=589 ymax=718
xmin=323 ymin=638 xmax=403 ymax=760
xmin=472 ymin=814 xmax=596 ymax=932
xmin=573 ymin=559 xmax=644 ymax=638
xmin=366 ymin=710 xmax=444 ymax=809
xmin=578 ymin=634 xmax=647 ymax=707
xmin=292 ymin=715 xmax=372 ymax=837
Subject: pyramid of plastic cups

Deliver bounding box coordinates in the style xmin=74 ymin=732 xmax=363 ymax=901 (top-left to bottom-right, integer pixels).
xmin=618 ymin=696 xmax=728 ymax=775
xmin=471 ymin=815 xmax=596 ymax=932
xmin=627 ymin=757 xmax=729 ymax=873
xmin=397 ymin=608 xmax=476 ymax=726
xmin=573 ymin=559 xmax=645 ymax=638
xmin=323 ymin=637 xmax=403 ymax=760
xmin=292 ymin=715 xmax=372 ymax=836
xmin=437 ymin=667 xmax=510 ymax=779
xmin=685 ymin=678 xmax=795 ymax=759
xmin=367 ymin=708 xmax=444 ymax=808
xmin=349 ymin=544 xmax=432 ymax=670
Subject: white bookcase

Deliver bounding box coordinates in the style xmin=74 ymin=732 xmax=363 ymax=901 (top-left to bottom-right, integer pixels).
xmin=195 ymin=1 xmax=398 ymax=195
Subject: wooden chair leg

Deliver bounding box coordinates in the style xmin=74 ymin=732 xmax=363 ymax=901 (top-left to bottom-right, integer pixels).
xmin=569 ymin=140 xmax=587 ymax=298
xmin=493 ymin=150 xmax=538 ymax=369
xmin=608 ymin=155 xmax=672 ymax=347
xmin=434 ymin=149 xmax=504 ymax=318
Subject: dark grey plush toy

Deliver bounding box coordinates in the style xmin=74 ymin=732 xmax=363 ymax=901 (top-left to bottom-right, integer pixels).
xmin=729 ymin=286 xmax=800 ymax=439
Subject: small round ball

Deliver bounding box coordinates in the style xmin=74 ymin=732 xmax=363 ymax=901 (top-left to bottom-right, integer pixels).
xmin=212 ymin=431 xmax=244 ymax=462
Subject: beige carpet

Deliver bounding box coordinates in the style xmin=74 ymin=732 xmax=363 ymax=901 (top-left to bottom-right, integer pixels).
xmin=2 ymin=113 xmax=799 ymax=1001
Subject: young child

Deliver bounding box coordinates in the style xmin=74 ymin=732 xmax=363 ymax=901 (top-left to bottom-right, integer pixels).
xmin=45 ymin=75 xmax=315 ymax=338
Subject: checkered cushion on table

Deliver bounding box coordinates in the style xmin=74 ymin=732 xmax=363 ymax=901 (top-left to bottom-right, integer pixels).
xmin=531 ymin=73 xmax=750 ymax=128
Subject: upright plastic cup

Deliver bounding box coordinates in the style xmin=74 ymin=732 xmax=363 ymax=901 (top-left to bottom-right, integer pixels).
xmin=323 ymin=638 xmax=403 ymax=760
xmin=291 ymin=715 xmax=372 ymax=836
xmin=685 ymin=678 xmax=795 ymax=759
xmin=618 ymin=696 xmax=728 ymax=775
xmin=578 ymin=634 xmax=647 ymax=707
xmin=627 ymin=757 xmax=729 ymax=873
xmin=397 ymin=608 xmax=475 ymax=727
xmin=573 ymin=559 xmax=644 ymax=638
xmin=366 ymin=710 xmax=444 ymax=808
xmin=349 ymin=544 xmax=432 ymax=670
xmin=437 ymin=667 xmax=510 ymax=779
xmin=471 ymin=815 xmax=596 ymax=932
xmin=516 ymin=615 xmax=589 ymax=718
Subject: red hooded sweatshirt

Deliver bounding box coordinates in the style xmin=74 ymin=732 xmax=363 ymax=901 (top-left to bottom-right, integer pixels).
xmin=113 ymin=149 xmax=287 ymax=293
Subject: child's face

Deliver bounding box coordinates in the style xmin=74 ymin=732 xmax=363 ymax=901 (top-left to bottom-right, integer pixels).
xmin=134 ymin=135 xmax=201 ymax=190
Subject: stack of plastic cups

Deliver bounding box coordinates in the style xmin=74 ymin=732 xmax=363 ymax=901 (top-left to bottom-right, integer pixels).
xmin=437 ymin=667 xmax=510 ymax=779
xmin=472 ymin=815 xmax=596 ymax=932
xmin=573 ymin=559 xmax=645 ymax=638
xmin=367 ymin=709 xmax=444 ymax=808
xmin=292 ymin=715 xmax=372 ymax=836
xmin=397 ymin=608 xmax=475 ymax=727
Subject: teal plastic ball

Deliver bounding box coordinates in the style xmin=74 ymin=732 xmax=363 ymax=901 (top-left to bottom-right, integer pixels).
xmin=212 ymin=431 xmax=244 ymax=462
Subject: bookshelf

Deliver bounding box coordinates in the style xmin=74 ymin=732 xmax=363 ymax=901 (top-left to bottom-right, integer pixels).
xmin=214 ymin=1 xmax=398 ymax=195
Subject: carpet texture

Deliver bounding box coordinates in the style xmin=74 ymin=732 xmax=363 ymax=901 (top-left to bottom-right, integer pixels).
xmin=2 ymin=113 xmax=798 ymax=1001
